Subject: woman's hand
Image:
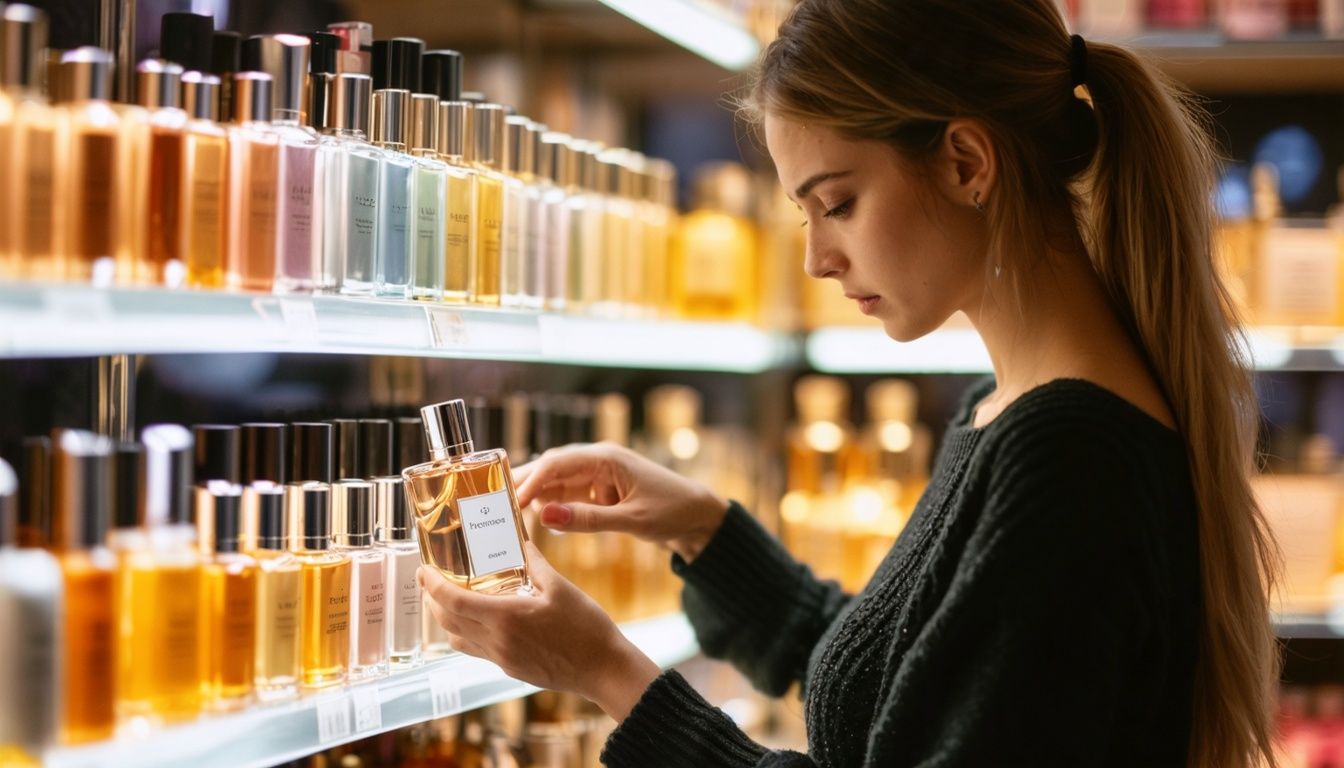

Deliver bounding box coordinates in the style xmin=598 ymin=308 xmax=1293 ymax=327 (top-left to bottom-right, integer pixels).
xmin=418 ymin=542 xmax=662 ymax=722
xmin=513 ymin=442 xmax=729 ymax=562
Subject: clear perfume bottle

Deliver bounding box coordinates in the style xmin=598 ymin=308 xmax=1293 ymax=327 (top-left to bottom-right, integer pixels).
xmin=245 ymin=34 xmax=322 ymax=294
xmin=539 ymin=131 xmax=574 ymax=313
xmin=472 ymin=104 xmax=509 ymax=306
xmin=245 ymin=481 xmax=300 ymax=701
xmin=403 ymin=399 xmax=532 ymax=595
xmin=371 ymin=88 xmax=415 ymax=299
xmin=180 ymin=72 xmax=229 ymax=289
xmin=374 ymin=476 xmax=421 ymax=669
xmin=199 ymin=482 xmax=256 ymax=711
xmin=408 ymin=93 xmax=448 ymax=302
xmin=316 ymin=73 xmax=381 ymax=296
xmin=437 ymin=100 xmax=478 ymax=304
xmin=500 ymin=115 xmax=533 ymax=308
xmin=572 ymin=141 xmax=608 ymax=313
xmin=332 ymin=480 xmax=388 ymax=681
xmin=597 ymin=148 xmax=637 ymax=318
xmin=641 ymin=159 xmax=678 ymax=317
xmin=290 ymin=482 xmax=352 ymax=690
xmin=225 ymin=72 xmax=281 ymax=292
xmin=520 ymin=121 xmax=551 ymax=310
xmin=132 ymin=59 xmax=188 ymax=288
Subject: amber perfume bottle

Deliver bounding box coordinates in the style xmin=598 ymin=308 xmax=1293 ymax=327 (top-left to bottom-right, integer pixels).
xmin=180 ymin=72 xmax=229 ymax=289
xmin=290 ymin=482 xmax=352 ymax=690
xmin=200 ymin=482 xmax=256 ymax=711
xmin=671 ymin=162 xmax=759 ymax=321
xmin=403 ymin=399 xmax=532 ymax=595
xmin=1 ymin=5 xmax=57 ymax=281
xmin=471 ymin=104 xmax=508 ymax=306
xmin=245 ymin=481 xmax=301 ymax=701
xmin=132 ymin=59 xmax=188 ymax=287
xmin=225 ymin=71 xmax=281 ymax=292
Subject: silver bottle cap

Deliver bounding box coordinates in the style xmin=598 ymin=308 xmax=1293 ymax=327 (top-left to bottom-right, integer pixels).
xmin=543 ymin=132 xmax=577 ymax=189
xmin=205 ymin=480 xmax=244 ymax=553
xmin=529 ymin=122 xmax=551 ymax=181
xmin=0 ymin=458 xmax=16 ymax=547
xmin=410 ymin=92 xmax=438 ymax=153
xmin=575 ymin=139 xmax=605 ymax=193
xmin=371 ymin=88 xmax=410 ymax=148
xmin=437 ymin=100 xmax=473 ymax=160
xmin=53 ymin=430 xmax=113 ymax=550
xmin=246 ymin=480 xmax=287 ymax=550
xmin=233 ymin=71 xmax=273 ymax=123
xmin=328 ymin=72 xmax=371 ymax=134
xmin=1 ymin=4 xmax=47 ymax=91
xmin=333 ymin=479 xmax=374 ymax=547
xmin=60 ymin=46 xmax=114 ymax=102
xmin=373 ymin=476 xmax=411 ymax=541
xmin=142 ymin=424 xmax=194 ymax=527
xmin=504 ymin=115 xmax=534 ymax=176
xmin=474 ymin=103 xmax=506 ymax=170
xmin=289 ymin=481 xmax=331 ymax=550
xmin=245 ymin=33 xmax=309 ymax=118
xmin=420 ymin=399 xmax=474 ymax=460
xmin=136 ymin=58 xmax=183 ymax=109
xmin=181 ymin=71 xmax=221 ymax=121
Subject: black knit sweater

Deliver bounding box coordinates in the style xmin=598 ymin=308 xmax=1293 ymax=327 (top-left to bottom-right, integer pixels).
xmin=602 ymin=378 xmax=1201 ymax=767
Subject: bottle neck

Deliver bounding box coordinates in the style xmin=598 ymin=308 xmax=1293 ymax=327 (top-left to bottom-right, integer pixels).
xmin=429 ymin=439 xmax=473 ymax=461
xmin=375 ymin=139 xmax=407 ymax=152
xmin=273 ymin=108 xmax=303 ymax=125
xmin=325 ymin=127 xmax=367 ymax=141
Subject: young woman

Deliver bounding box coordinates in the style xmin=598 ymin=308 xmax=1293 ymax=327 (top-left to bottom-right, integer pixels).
xmin=418 ymin=1 xmax=1280 ymax=765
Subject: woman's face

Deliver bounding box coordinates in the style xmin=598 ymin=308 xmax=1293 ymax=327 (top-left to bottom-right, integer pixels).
xmin=764 ymin=115 xmax=989 ymax=341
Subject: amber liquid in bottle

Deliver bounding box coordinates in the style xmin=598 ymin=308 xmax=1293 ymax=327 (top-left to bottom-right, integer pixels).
xmin=226 ymin=127 xmax=280 ymax=291
xmin=202 ymin=555 xmax=256 ymax=709
xmin=11 ymin=102 xmax=59 ymax=279
xmin=117 ymin=555 xmax=203 ymax=724
xmin=253 ymin=550 xmax=301 ymax=698
xmin=60 ymin=550 xmax=117 ymax=744
xmin=183 ymin=123 xmax=228 ymax=288
xmin=298 ymin=552 xmax=351 ymax=690
xmin=443 ymin=164 xmax=476 ymax=303
xmin=67 ymin=129 xmax=118 ymax=281
xmin=472 ymin=173 xmax=504 ymax=305
xmin=142 ymin=125 xmax=185 ymax=285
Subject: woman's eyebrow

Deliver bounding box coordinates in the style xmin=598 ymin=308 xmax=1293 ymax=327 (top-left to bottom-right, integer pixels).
xmin=792 ymin=170 xmax=853 ymax=202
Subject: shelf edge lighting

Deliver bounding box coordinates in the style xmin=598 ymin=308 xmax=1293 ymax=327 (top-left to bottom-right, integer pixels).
xmin=595 ymin=0 xmax=761 ymax=71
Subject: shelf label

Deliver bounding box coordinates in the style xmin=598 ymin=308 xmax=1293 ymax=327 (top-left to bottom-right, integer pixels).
xmin=427 ymin=308 xmax=469 ymax=349
xmin=458 ymin=488 xmax=526 ymax=577
xmin=316 ymin=693 xmax=354 ymax=744
xmin=351 ymin=686 xmax=383 ymax=734
xmin=429 ymin=668 xmax=463 ymax=717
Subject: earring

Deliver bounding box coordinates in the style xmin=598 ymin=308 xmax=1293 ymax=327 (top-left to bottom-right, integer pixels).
xmin=973 ymin=191 xmax=985 ymax=214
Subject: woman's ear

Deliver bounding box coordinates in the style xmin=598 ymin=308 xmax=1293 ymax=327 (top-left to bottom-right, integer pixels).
xmin=938 ymin=119 xmax=997 ymax=209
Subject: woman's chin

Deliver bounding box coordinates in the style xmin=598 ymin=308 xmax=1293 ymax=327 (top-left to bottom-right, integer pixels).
xmin=879 ymin=313 xmax=940 ymax=343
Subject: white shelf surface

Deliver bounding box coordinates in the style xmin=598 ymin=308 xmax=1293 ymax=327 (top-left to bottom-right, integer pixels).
xmin=0 ymin=284 xmax=798 ymax=373
xmin=42 ymin=612 xmax=697 ymax=768
xmin=594 ymin=0 xmax=760 ymax=71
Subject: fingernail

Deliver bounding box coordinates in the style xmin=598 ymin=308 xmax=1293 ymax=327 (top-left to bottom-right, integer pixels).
xmin=540 ymin=503 xmax=572 ymax=526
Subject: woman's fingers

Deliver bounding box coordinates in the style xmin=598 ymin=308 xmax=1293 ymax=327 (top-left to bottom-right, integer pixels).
xmin=514 ymin=444 xmax=616 ymax=508
xmin=537 ymin=501 xmax=634 ymax=534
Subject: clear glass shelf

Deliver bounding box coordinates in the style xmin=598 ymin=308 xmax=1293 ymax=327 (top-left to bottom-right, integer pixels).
xmin=41 ymin=613 xmax=697 ymax=768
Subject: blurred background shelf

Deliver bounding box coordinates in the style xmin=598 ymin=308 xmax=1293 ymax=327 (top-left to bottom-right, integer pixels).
xmin=1124 ymin=32 xmax=1344 ymax=93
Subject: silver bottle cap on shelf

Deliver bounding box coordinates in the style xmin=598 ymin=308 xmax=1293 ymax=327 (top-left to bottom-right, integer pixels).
xmin=233 ymin=71 xmax=273 ymax=123
xmin=543 ymin=132 xmax=578 ymax=189
xmin=504 ymin=115 xmax=534 ymax=176
xmin=474 ymin=103 xmax=506 ymax=170
xmin=1 ymin=4 xmax=47 ymax=91
xmin=289 ymin=481 xmax=331 ymax=550
xmin=60 ymin=46 xmax=114 ymax=102
xmin=409 ymin=92 xmax=438 ymax=153
xmin=437 ymin=100 xmax=473 ymax=160
xmin=0 ymin=458 xmax=16 ymax=548
xmin=136 ymin=58 xmax=183 ymax=109
xmin=181 ymin=71 xmax=220 ymax=121
xmin=332 ymin=479 xmax=375 ymax=547
xmin=142 ymin=424 xmax=194 ymax=527
xmin=528 ymin=122 xmax=550 ymax=181
xmin=420 ymin=399 xmax=474 ymax=460
xmin=371 ymin=87 xmax=410 ymax=148
xmin=53 ymin=430 xmax=113 ymax=550
xmin=373 ymin=476 xmax=411 ymax=541
xmin=246 ymin=480 xmax=287 ymax=550
xmin=308 ymin=71 xmax=334 ymax=130
xmin=205 ymin=480 xmax=245 ymax=553
xmin=244 ymin=33 xmax=310 ymax=117
xmin=328 ymin=72 xmax=372 ymax=134
xmin=575 ymin=140 xmax=606 ymax=193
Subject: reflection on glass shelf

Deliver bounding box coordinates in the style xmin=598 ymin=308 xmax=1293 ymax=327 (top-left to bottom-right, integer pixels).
xmin=41 ymin=613 xmax=696 ymax=768
xmin=539 ymin=315 xmax=799 ymax=372
xmin=595 ymin=0 xmax=760 ymax=70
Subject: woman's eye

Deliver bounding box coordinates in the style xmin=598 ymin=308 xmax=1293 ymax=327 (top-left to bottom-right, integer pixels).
xmin=823 ymin=199 xmax=853 ymax=219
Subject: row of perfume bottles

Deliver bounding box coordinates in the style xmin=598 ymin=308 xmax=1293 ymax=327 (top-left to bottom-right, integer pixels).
xmin=780 ymin=376 xmax=933 ymax=593
xmin=0 ymin=8 xmax=686 ymax=319
xmin=1277 ymin=685 xmax=1344 ymax=768
xmin=1057 ymin=0 xmax=1342 ymax=38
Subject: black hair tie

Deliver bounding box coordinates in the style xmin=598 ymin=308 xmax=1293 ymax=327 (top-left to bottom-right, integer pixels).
xmin=1069 ymin=34 xmax=1088 ymax=87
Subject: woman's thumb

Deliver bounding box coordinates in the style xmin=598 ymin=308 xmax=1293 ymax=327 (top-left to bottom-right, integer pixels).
xmin=538 ymin=501 xmax=629 ymax=533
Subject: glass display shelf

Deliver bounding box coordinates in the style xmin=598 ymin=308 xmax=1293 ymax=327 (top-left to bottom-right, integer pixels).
xmin=594 ymin=0 xmax=760 ymax=70
xmin=0 ymin=284 xmax=799 ymax=373
xmin=40 ymin=612 xmax=697 ymax=768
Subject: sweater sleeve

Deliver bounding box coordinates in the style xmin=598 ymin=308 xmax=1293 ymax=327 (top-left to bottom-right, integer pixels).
xmin=672 ymin=501 xmax=850 ymax=696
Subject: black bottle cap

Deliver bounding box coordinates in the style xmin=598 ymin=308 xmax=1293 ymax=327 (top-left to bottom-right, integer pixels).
xmin=333 ymin=480 xmax=374 ymax=547
xmin=247 ymin=481 xmax=287 ymax=550
xmin=159 ymin=12 xmax=214 ymax=73
xmin=329 ymin=419 xmax=360 ymax=480
xmin=290 ymin=422 xmax=334 ymax=484
xmin=241 ymin=423 xmax=287 ymax=484
xmin=205 ymin=481 xmax=244 ymax=553
xmin=393 ymin=416 xmax=427 ymax=472
xmin=421 ymin=49 xmax=462 ymax=102
xmin=371 ymin=37 xmax=424 ymax=92
xmin=113 ymin=442 xmax=146 ymax=530
xmin=0 ymin=458 xmax=15 ymax=548
xmin=373 ymin=476 xmax=411 ymax=541
xmin=18 ymin=436 xmax=51 ymax=547
xmin=210 ymin=30 xmax=241 ymax=76
xmin=142 ymin=424 xmax=194 ymax=526
xmin=359 ymin=418 xmax=393 ymax=478
xmin=308 ymin=31 xmax=341 ymax=75
xmin=291 ymin=481 xmax=332 ymax=550
xmin=193 ymin=425 xmax=240 ymax=485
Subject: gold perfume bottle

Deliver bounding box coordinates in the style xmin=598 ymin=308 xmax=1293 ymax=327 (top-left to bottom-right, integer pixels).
xmin=0 ymin=5 xmax=53 ymax=280
xmin=225 ymin=71 xmax=281 ymax=292
xmin=200 ymin=482 xmax=256 ymax=711
xmin=436 ymin=101 xmax=477 ymax=304
xmin=471 ymin=104 xmax=507 ymax=306
xmin=403 ymin=399 xmax=532 ymax=595
xmin=289 ymin=482 xmax=352 ymax=690
xmin=132 ymin=59 xmax=188 ymax=287
xmin=671 ymin=162 xmax=759 ymax=321
xmin=180 ymin=72 xmax=229 ymax=289
xmin=245 ymin=482 xmax=301 ymax=701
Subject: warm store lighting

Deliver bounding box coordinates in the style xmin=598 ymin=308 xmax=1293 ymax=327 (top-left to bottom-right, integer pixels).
xmin=595 ymin=0 xmax=761 ymax=71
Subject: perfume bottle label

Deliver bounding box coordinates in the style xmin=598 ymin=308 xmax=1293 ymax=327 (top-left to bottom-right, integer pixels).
xmin=457 ymin=489 xmax=525 ymax=577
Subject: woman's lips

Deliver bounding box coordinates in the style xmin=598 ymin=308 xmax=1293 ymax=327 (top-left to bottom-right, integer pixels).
xmin=855 ymin=296 xmax=880 ymax=315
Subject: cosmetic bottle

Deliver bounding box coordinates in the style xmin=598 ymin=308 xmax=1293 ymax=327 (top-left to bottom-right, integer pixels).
xmin=539 ymin=132 xmax=575 ymax=312
xmin=332 ymin=480 xmax=388 ymax=681
xmin=408 ymin=93 xmax=449 ymax=301
xmin=373 ymin=476 xmax=420 ymax=669
xmin=225 ymin=71 xmax=281 ymax=292
xmin=60 ymin=47 xmax=129 ymax=285
xmin=200 ymin=482 xmax=256 ymax=710
xmin=471 ymin=104 xmax=508 ymax=306
xmin=130 ymin=59 xmax=188 ymax=287
xmin=180 ymin=72 xmax=229 ymax=288
xmin=3 ymin=5 xmax=59 ymax=280
xmin=292 ymin=482 xmax=351 ymax=690
xmin=317 ymin=73 xmax=381 ymax=296
xmin=436 ymin=99 xmax=478 ymax=304
xmin=246 ymin=481 xmax=300 ymax=700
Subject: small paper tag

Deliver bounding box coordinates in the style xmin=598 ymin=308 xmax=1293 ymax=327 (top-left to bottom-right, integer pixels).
xmin=279 ymin=298 xmax=320 ymax=342
xmin=316 ymin=693 xmax=354 ymax=744
xmin=427 ymin=308 xmax=469 ymax=349
xmin=429 ymin=668 xmax=463 ymax=717
xmin=457 ymin=488 xmax=526 ymax=577
xmin=351 ymin=686 xmax=383 ymax=734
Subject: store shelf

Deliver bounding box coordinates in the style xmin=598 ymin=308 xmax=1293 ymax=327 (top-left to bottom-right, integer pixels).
xmin=41 ymin=612 xmax=697 ymax=768
xmin=1120 ymin=31 xmax=1344 ymax=92
xmin=0 ymin=285 xmax=798 ymax=372
xmin=593 ymin=0 xmax=760 ymax=70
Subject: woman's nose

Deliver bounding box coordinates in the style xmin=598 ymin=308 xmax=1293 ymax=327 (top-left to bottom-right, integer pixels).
xmin=803 ymin=232 xmax=845 ymax=280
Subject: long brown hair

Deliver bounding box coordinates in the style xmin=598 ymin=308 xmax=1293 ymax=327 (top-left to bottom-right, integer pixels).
xmin=741 ymin=2 xmax=1279 ymax=765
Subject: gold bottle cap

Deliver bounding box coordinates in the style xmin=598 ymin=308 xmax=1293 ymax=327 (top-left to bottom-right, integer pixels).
xmin=474 ymin=103 xmax=506 ymax=170
xmin=794 ymin=375 xmax=849 ymax=424
xmin=437 ymin=100 xmax=474 ymax=160
xmin=504 ymin=115 xmax=534 ymax=176
xmin=52 ymin=430 xmax=113 ymax=551
xmin=371 ymin=88 xmax=410 ymax=148
xmin=289 ymin=481 xmax=332 ymax=550
xmin=246 ymin=480 xmax=287 ymax=550
xmin=136 ymin=58 xmax=183 ymax=109
xmin=543 ymin=132 xmax=578 ymax=189
xmin=420 ymin=399 xmax=474 ymax=460
xmin=181 ymin=71 xmax=221 ymax=120
xmin=373 ymin=476 xmax=411 ymax=541
xmin=596 ymin=148 xmax=627 ymax=197
xmin=204 ymin=480 xmax=245 ymax=553
xmin=142 ymin=424 xmax=194 ymax=527
xmin=526 ymin=121 xmax=549 ymax=180
xmin=326 ymin=72 xmax=371 ymax=134
xmin=0 ymin=458 xmax=16 ymax=547
xmin=60 ymin=46 xmax=114 ymax=102
xmin=332 ymin=479 xmax=375 ymax=547
xmin=692 ymin=161 xmax=753 ymax=219
xmin=242 ymin=33 xmax=310 ymax=118
xmin=577 ymin=140 xmax=607 ymax=194
xmin=1 ymin=3 xmax=47 ymax=92
xmin=409 ymin=92 xmax=438 ymax=153
xmin=233 ymin=70 xmax=273 ymax=123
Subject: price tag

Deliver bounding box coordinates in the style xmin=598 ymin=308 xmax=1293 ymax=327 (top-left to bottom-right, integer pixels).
xmin=279 ymin=298 xmax=320 ymax=343
xmin=351 ymin=686 xmax=383 ymax=734
xmin=315 ymin=693 xmax=354 ymax=744
xmin=427 ymin=308 xmax=469 ymax=349
xmin=429 ymin=668 xmax=463 ymax=717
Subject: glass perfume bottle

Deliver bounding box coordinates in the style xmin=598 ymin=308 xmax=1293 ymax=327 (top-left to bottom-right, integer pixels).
xmin=641 ymin=159 xmax=677 ymax=318
xmin=408 ymin=93 xmax=448 ymax=301
xmin=200 ymin=482 xmax=256 ymax=711
xmin=245 ymin=482 xmax=301 ymax=701
xmin=672 ymin=162 xmax=759 ymax=321
xmin=317 ymin=73 xmax=381 ymax=296
xmin=437 ymin=100 xmax=478 ymax=304
xmin=130 ymin=59 xmax=188 ymax=287
xmin=500 ymin=115 xmax=533 ymax=308
xmin=472 ymin=104 xmax=508 ymax=306
xmin=225 ymin=71 xmax=281 ymax=292
xmin=332 ymin=480 xmax=388 ymax=681
xmin=371 ymin=88 xmax=415 ymax=298
xmin=290 ymin=482 xmax=352 ymax=690
xmin=245 ymin=34 xmax=322 ymax=294
xmin=572 ymin=141 xmax=608 ymax=313
xmin=597 ymin=149 xmax=639 ymax=318
xmin=1 ymin=4 xmax=55 ymax=281
xmin=403 ymin=399 xmax=532 ymax=595
xmin=374 ymin=476 xmax=421 ymax=669
xmin=60 ymin=47 xmax=128 ymax=285
xmin=540 ymin=132 xmax=575 ymax=312
xmin=0 ymin=458 xmax=61 ymax=762
xmin=180 ymin=72 xmax=229 ymax=289
xmin=521 ymin=121 xmax=550 ymax=310
xmin=51 ymin=430 xmax=117 ymax=745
